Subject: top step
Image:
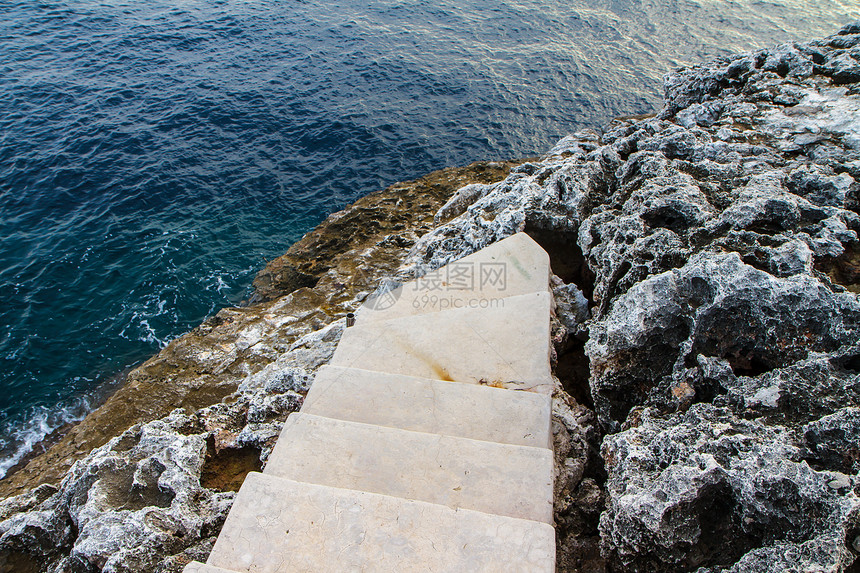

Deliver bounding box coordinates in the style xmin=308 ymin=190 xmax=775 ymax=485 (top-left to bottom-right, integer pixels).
xmin=356 ymin=233 xmax=550 ymax=323
xmin=331 ymin=291 xmax=553 ymax=393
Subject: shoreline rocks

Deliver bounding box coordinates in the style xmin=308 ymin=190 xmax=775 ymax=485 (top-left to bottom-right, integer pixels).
xmin=0 ymin=160 xmax=520 ymax=500
xmin=2 ymin=21 xmax=860 ymax=572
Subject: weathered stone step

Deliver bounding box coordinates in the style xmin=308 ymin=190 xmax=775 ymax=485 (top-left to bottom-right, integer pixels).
xmin=356 ymin=232 xmax=550 ymax=322
xmin=183 ymin=563 xmax=238 ymax=573
xmin=264 ymin=413 xmax=553 ymax=523
xmin=206 ymin=472 xmax=555 ymax=572
xmin=302 ymin=365 xmax=552 ymax=449
xmin=331 ymin=291 xmax=553 ymax=393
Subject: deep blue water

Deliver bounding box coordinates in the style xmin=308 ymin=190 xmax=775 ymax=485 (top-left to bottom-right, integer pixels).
xmin=1 ymin=0 xmax=857 ymax=477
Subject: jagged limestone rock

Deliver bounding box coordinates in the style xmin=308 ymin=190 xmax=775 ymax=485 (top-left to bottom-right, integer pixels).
xmin=599 ymin=404 xmax=859 ymax=572
xmin=0 ymin=321 xmax=345 ymax=572
xmin=586 ymin=252 xmax=860 ymax=428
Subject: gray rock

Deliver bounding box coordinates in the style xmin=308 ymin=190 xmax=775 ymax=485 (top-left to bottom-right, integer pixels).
xmin=399 ymin=132 xmax=616 ymax=277
xmin=236 ymin=320 xmax=344 ymax=392
xmin=804 ymin=407 xmax=860 ymax=475
xmin=0 ymin=316 xmax=341 ymax=571
xmin=600 ymin=404 xmax=860 ymax=572
xmin=716 ymin=350 xmax=860 ymax=425
xmin=543 ymin=129 xmax=601 ymax=158
xmin=587 ymin=252 xmax=860 ymax=429
xmin=433 ymin=183 xmax=493 ymax=224
xmin=552 ymin=282 xmax=590 ymax=335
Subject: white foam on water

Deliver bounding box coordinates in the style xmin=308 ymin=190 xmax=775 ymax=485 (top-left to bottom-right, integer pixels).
xmin=0 ymin=394 xmax=94 ymax=480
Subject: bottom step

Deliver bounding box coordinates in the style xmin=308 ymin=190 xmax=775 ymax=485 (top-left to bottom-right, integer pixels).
xmin=206 ymin=472 xmax=555 ymax=572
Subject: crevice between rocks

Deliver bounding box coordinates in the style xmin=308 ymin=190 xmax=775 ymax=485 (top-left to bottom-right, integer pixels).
xmin=556 ymin=339 xmax=593 ymax=410
xmin=527 ymin=229 xmax=595 ymax=303
xmin=528 ymin=228 xmax=598 ymax=408
xmin=542 ymin=225 xmax=610 ymax=572
xmin=200 ymin=438 xmax=263 ymax=493
xmin=0 ymin=550 xmax=41 ymax=573
xmin=815 ymin=243 xmax=860 ymax=293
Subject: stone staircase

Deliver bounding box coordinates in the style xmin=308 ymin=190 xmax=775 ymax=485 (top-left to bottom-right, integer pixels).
xmin=183 ymin=233 xmax=556 ymax=572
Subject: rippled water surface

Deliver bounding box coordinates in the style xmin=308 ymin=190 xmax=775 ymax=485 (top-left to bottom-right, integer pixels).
xmin=1 ymin=0 xmax=858 ymax=475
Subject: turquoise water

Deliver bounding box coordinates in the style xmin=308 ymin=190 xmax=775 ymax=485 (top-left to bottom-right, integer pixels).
xmin=1 ymin=0 xmax=857 ymax=476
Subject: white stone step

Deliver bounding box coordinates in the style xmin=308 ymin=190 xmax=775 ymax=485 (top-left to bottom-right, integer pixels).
xmin=207 ymin=472 xmax=555 ymax=573
xmin=356 ymin=232 xmax=550 ymax=323
xmin=264 ymin=413 xmax=553 ymax=523
xmin=302 ymin=365 xmax=552 ymax=449
xmin=331 ymin=291 xmax=553 ymax=393
xmin=183 ymin=563 xmax=238 ymax=573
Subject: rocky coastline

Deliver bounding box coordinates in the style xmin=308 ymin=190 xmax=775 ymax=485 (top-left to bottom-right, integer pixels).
xmin=2 ymin=22 xmax=860 ymax=572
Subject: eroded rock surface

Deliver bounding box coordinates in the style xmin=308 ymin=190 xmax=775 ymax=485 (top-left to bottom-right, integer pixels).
xmin=3 ymin=22 xmax=860 ymax=573
xmin=600 ymin=405 xmax=858 ymax=572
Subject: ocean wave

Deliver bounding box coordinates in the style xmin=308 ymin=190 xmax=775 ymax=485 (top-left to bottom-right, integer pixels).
xmin=0 ymin=395 xmax=94 ymax=480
